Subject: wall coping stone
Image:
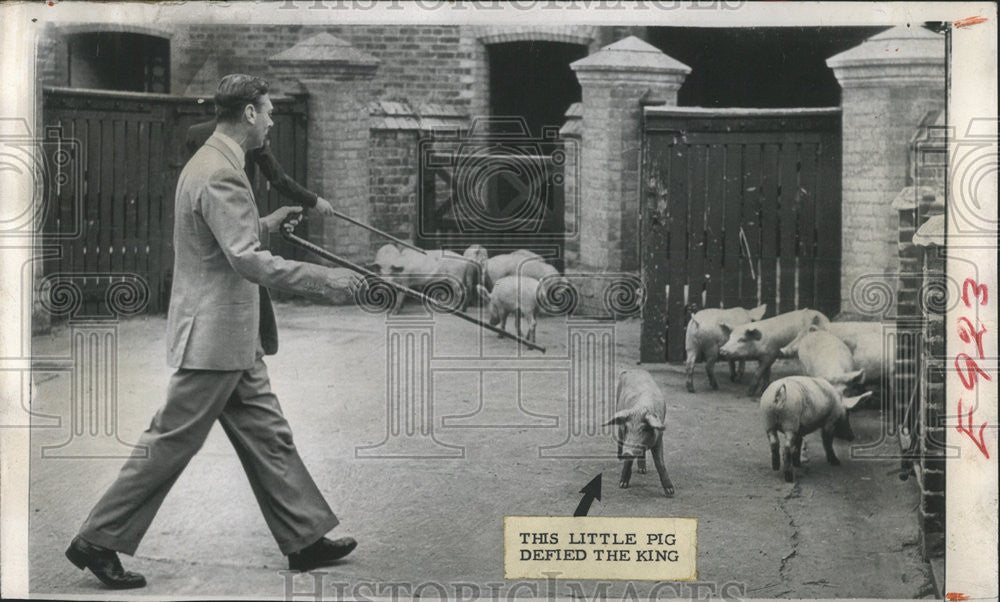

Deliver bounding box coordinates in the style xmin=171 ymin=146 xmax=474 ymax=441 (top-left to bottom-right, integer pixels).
xmin=913 ymin=215 xmax=945 ymax=247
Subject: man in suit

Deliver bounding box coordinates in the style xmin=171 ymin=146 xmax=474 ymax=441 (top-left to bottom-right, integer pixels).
xmin=66 ymin=74 xmax=357 ymax=589
xmin=184 ymin=118 xmax=336 ymax=217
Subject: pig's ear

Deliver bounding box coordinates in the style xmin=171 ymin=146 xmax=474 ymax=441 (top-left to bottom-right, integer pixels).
xmin=842 ymin=390 xmax=873 ymax=410
xmin=745 ymin=327 xmax=762 ymax=341
xmin=807 ymin=324 xmax=821 ymax=333
xmin=774 ymin=383 xmax=788 ymax=405
xmin=644 ymin=413 xmax=665 ymax=430
xmin=718 ymin=322 xmax=732 ymax=337
xmin=749 ymin=304 xmax=767 ymax=321
xmin=476 ymin=285 xmax=491 ymax=301
xmin=604 ymin=410 xmax=630 ymax=427
xmin=846 ymin=369 xmax=866 ymax=388
xmin=809 ymin=313 xmax=827 ymax=327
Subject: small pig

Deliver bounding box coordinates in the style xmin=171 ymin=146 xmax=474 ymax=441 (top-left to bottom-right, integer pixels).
xmin=372 ymin=244 xmax=477 ymax=311
xmin=718 ymin=308 xmax=830 ymax=396
xmin=761 ymin=376 xmax=872 ymax=482
xmin=476 ymin=276 xmax=540 ymax=343
xmin=483 ymin=252 xmax=558 ymax=290
xmin=604 ymin=369 xmax=675 ymax=497
xmin=778 ymin=329 xmax=865 ymax=394
xmin=685 ymin=304 xmax=767 ymax=393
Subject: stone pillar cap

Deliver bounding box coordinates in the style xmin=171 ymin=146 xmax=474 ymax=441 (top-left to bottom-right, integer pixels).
xmin=571 ymin=35 xmax=690 ymax=75
xmin=912 ymin=214 xmax=945 ymax=247
xmin=270 ymin=32 xmax=379 ymax=68
xmin=827 ymin=25 xmax=944 ymax=69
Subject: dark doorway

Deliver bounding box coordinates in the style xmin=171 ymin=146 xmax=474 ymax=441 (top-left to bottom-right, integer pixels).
xmin=645 ymin=27 xmax=890 ymax=107
xmin=67 ymin=32 xmax=170 ymax=93
xmin=488 ymin=41 xmax=588 ymax=137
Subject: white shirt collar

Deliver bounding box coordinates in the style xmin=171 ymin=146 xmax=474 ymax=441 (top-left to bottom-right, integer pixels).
xmin=214 ymin=131 xmax=246 ymax=170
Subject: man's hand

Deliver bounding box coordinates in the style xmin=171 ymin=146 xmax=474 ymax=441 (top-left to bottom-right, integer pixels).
xmin=313 ymin=197 xmax=335 ymax=217
xmin=262 ymin=206 xmax=303 ymax=233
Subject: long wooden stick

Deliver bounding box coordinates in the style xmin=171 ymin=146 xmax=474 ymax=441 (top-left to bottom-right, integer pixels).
xmin=280 ymin=222 xmax=546 ymax=353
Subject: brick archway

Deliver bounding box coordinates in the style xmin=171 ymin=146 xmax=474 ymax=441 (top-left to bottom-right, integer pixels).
xmin=476 ymin=26 xmax=594 ymax=47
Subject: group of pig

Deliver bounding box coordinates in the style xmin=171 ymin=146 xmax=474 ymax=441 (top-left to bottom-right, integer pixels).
xmin=368 ymin=243 xmax=560 ymax=343
xmin=683 ymin=304 xmax=885 ymax=482
xmin=611 ymin=306 xmax=887 ymax=498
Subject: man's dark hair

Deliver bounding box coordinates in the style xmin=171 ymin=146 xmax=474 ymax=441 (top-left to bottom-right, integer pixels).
xmin=214 ymin=74 xmax=269 ymax=123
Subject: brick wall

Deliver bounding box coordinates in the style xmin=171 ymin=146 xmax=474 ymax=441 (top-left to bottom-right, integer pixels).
xmin=894 ymin=111 xmax=946 ymax=562
xmin=369 ymin=129 xmax=418 ymax=258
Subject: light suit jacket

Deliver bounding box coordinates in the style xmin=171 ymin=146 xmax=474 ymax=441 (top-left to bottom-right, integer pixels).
xmin=166 ymin=133 xmax=335 ymax=370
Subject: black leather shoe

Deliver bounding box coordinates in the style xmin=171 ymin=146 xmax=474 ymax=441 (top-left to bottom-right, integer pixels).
xmin=65 ymin=536 xmax=147 ymax=589
xmin=288 ymin=536 xmax=357 ymax=571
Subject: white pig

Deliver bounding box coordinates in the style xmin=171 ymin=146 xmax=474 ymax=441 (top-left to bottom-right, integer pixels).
xmin=718 ymin=308 xmax=830 ymax=396
xmin=784 ymin=323 xmax=886 ymax=387
xmin=685 ymin=304 xmax=767 ymax=393
xmin=476 ymin=276 xmax=540 ymax=343
xmin=371 ymin=244 xmax=477 ymax=311
xmin=778 ymin=329 xmax=865 ymax=394
xmin=483 ymin=252 xmax=558 ymax=290
xmin=761 ymin=376 xmax=872 ymax=482
xmin=604 ymin=369 xmax=675 ymax=497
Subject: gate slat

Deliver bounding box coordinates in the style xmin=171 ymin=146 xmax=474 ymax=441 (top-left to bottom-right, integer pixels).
xmin=686 ymin=144 xmax=707 ymax=311
xmin=758 ymin=143 xmax=779 ymax=315
xmin=704 ymin=143 xmax=725 ymax=309
xmin=666 ymin=141 xmax=690 ymax=362
xmin=112 ymin=119 xmax=127 ymax=274
xmin=85 ymin=118 xmax=102 ymax=314
xmin=796 ymin=142 xmax=819 ymax=309
xmin=815 ymin=130 xmax=842 ymax=317
xmin=740 ymin=143 xmax=762 ymax=311
xmin=137 ymin=119 xmax=150 ymax=299
xmin=640 ymin=141 xmax=671 ymax=363
xmin=147 ymin=119 xmax=164 ymax=312
xmin=721 ymin=143 xmax=743 ymax=309
xmin=777 ymin=142 xmax=799 ymax=314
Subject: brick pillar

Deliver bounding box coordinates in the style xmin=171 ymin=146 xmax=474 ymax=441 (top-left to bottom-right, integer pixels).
xmin=269 ymin=33 xmax=379 ymax=263
xmin=570 ymin=36 xmax=689 ymax=272
xmin=827 ymin=25 xmax=945 ymax=315
xmin=912 ymin=213 xmax=946 ymax=560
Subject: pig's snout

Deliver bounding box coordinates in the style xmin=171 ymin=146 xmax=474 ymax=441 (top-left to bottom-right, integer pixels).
xmin=619 ymin=444 xmax=646 ymax=458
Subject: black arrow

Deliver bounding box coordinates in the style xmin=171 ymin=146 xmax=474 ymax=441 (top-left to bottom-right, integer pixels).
xmin=573 ymin=474 xmax=602 ymax=517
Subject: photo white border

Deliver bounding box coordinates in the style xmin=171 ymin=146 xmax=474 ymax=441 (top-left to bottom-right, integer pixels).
xmin=1 ymin=2 xmax=996 ymax=600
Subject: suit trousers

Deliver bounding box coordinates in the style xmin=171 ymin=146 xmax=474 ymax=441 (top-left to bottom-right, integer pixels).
xmin=78 ymin=349 xmax=339 ymax=556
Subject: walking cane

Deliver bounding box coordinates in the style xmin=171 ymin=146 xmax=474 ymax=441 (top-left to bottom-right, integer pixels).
xmin=279 ymin=215 xmax=546 ymax=353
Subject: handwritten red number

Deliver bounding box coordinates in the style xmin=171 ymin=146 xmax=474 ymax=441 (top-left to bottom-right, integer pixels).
xmin=957 ymin=317 xmax=988 ymax=359
xmin=961 ymin=278 xmax=988 ymax=307
xmin=955 ymin=354 xmax=992 ymax=390
xmin=956 ymin=399 xmax=990 ymax=459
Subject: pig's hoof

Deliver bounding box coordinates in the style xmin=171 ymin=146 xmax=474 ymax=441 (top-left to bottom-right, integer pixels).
xmin=637 ymin=466 xmax=646 ymax=474
xmin=686 ymin=382 xmax=695 ymax=393
xmin=619 ymin=480 xmax=630 ymax=489
xmin=662 ymin=483 xmax=675 ymax=497
xmin=828 ymin=457 xmax=840 ymax=466
xmin=710 ymin=380 xmax=719 ymax=391
xmin=783 ymin=471 xmax=794 ymax=483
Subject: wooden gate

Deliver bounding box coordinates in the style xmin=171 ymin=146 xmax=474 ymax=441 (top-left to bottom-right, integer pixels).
xmin=41 ymin=87 xmax=307 ymax=314
xmin=640 ymin=107 xmax=842 ymax=363
xmin=416 ymin=121 xmax=567 ymax=269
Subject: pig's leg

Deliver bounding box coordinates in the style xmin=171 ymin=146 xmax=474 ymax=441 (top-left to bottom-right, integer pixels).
xmin=790 ymin=433 xmax=804 ymax=467
xmin=637 ymin=451 xmax=646 ymax=474
xmin=684 ymin=348 xmax=697 ymax=393
xmin=526 ymin=312 xmax=537 ymax=343
xmin=704 ymin=345 xmax=720 ymax=390
xmin=748 ymin=355 xmax=776 ymax=397
xmin=515 ymin=311 xmax=523 ymax=339
xmin=767 ymin=430 xmax=780 ymax=470
xmin=781 ymin=437 xmax=794 ymax=482
xmin=738 ymin=360 xmax=746 ymax=382
xmin=498 ymin=312 xmax=507 ymax=338
xmin=651 ymin=438 xmax=675 ymax=496
xmin=619 ymin=459 xmax=633 ymax=489
xmin=821 ymin=428 xmax=840 ymax=465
